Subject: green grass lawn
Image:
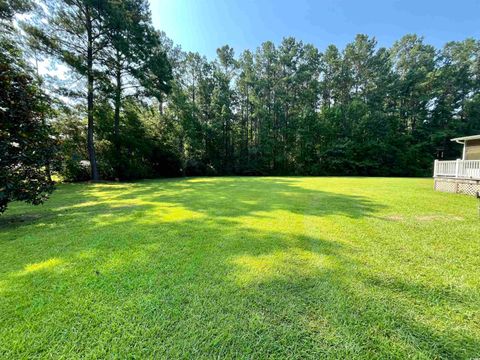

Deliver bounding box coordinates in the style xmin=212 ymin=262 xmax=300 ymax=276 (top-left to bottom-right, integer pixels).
xmin=1 ymin=177 xmax=479 ymax=359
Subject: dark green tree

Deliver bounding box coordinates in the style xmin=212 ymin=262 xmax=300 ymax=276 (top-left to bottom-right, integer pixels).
xmin=0 ymin=4 xmax=55 ymax=213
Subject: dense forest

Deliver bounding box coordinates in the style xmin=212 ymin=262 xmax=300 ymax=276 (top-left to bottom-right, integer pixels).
xmin=2 ymin=0 xmax=480 ymax=210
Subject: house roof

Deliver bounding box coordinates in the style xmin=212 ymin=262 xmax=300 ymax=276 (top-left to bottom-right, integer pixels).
xmin=451 ymin=134 xmax=480 ymax=143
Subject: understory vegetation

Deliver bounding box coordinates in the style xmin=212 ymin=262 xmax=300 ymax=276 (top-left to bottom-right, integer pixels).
xmin=1 ymin=177 xmax=479 ymax=358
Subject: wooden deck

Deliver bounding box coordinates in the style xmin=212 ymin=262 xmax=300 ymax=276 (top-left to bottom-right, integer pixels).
xmin=434 ymin=160 xmax=480 ymax=195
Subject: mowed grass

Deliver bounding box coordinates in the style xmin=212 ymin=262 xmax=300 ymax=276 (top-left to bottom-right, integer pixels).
xmin=1 ymin=177 xmax=479 ymax=359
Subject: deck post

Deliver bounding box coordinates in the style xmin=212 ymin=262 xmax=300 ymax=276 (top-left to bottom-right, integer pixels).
xmin=455 ymin=159 xmax=460 ymax=178
xmin=433 ymin=159 xmax=438 ymax=177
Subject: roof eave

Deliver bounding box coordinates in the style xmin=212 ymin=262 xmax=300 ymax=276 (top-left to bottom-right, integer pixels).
xmin=451 ymin=134 xmax=480 ymax=143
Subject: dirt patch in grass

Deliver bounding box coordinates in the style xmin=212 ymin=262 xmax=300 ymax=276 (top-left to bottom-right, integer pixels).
xmin=383 ymin=215 xmax=404 ymax=221
xmin=416 ymin=215 xmax=464 ymax=222
xmin=382 ymin=214 xmax=464 ymax=222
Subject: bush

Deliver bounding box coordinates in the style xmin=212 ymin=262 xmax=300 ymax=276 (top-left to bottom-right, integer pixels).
xmin=64 ymin=158 xmax=91 ymax=182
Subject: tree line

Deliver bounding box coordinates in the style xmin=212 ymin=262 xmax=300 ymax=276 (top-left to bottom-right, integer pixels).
xmin=166 ymin=35 xmax=480 ymax=177
xmin=1 ymin=0 xmax=480 ymax=212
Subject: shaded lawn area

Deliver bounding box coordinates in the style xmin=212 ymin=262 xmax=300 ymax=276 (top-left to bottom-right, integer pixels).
xmin=1 ymin=177 xmax=479 ymax=358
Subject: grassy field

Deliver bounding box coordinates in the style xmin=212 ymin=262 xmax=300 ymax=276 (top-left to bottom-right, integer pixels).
xmin=1 ymin=177 xmax=479 ymax=359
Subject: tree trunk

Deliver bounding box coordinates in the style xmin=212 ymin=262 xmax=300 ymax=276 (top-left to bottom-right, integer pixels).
xmin=114 ymin=63 xmax=121 ymax=146
xmin=86 ymin=7 xmax=99 ymax=181
xmin=113 ymin=60 xmax=122 ymax=179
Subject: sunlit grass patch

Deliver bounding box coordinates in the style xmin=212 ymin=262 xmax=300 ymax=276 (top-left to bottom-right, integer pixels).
xmin=20 ymin=258 xmax=65 ymax=275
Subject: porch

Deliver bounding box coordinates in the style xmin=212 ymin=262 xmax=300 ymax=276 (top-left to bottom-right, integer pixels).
xmin=433 ymin=159 xmax=480 ymax=179
xmin=433 ymin=160 xmax=480 ymax=196
xmin=433 ymin=135 xmax=480 ymax=195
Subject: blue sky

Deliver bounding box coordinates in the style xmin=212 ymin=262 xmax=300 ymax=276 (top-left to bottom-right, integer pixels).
xmin=149 ymin=0 xmax=480 ymax=59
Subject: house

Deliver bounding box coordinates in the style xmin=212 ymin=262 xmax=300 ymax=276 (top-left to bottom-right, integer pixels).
xmin=433 ymin=134 xmax=480 ymax=195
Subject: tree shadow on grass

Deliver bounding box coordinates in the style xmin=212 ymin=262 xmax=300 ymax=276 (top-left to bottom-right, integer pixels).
xmin=82 ymin=177 xmax=381 ymax=220
xmin=1 ymin=177 xmax=380 ymax=237
xmin=0 ymin=177 xmax=478 ymax=358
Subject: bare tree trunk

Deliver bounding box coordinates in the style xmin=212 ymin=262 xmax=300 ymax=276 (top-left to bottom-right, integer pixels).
xmin=113 ymin=60 xmax=122 ymax=179
xmin=114 ymin=62 xmax=121 ymax=147
xmin=86 ymin=7 xmax=99 ymax=181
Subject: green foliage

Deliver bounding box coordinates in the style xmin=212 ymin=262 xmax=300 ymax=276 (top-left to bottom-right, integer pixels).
xmin=53 ymin=113 xmax=88 ymax=182
xmin=0 ymin=36 xmax=55 ymax=213
xmin=0 ymin=0 xmax=32 ymax=22
xmin=164 ymin=34 xmax=480 ymax=177
xmin=85 ymin=99 xmax=180 ymax=180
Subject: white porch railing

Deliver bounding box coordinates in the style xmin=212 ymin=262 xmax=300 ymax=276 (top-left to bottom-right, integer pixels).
xmin=434 ymin=159 xmax=480 ymax=179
